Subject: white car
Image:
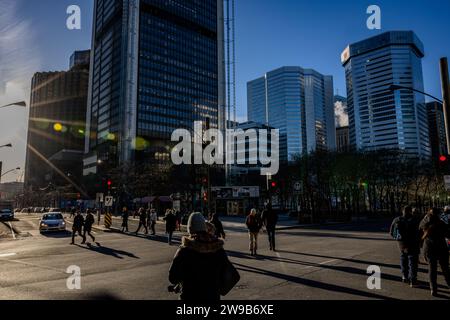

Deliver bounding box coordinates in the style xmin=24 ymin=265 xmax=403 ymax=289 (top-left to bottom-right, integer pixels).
xmin=0 ymin=209 xmax=14 ymax=220
xmin=39 ymin=213 xmax=66 ymax=233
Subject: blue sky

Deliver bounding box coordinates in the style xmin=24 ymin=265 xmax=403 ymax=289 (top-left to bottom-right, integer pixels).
xmin=1 ymin=0 xmax=450 ymax=181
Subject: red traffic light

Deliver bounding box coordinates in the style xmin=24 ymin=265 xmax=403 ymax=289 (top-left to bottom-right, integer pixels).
xmin=107 ymin=180 xmax=112 ymax=187
xmin=271 ymin=182 xmax=277 ymax=188
xmin=439 ymin=155 xmax=448 ymax=162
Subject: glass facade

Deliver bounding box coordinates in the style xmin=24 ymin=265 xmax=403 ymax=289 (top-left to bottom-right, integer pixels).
xmin=247 ymin=67 xmax=335 ymax=162
xmin=25 ymin=55 xmax=90 ymax=188
xmin=85 ymin=0 xmax=223 ymax=171
xmin=342 ymin=31 xmax=431 ymax=158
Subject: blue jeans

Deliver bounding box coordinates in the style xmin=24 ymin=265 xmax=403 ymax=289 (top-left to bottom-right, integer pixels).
xmin=400 ymin=250 xmax=418 ymax=281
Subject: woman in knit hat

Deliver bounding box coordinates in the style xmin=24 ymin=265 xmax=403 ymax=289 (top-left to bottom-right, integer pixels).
xmin=169 ymin=212 xmax=237 ymax=302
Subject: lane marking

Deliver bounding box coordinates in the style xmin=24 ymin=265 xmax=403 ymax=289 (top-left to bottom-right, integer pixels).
xmin=0 ymin=253 xmax=17 ymax=258
xmin=8 ymin=222 xmax=16 ymax=239
xmin=301 ymin=258 xmax=340 ymax=270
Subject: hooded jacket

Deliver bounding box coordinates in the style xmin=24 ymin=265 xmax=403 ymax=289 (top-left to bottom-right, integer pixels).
xmin=169 ymin=233 xmax=228 ymax=302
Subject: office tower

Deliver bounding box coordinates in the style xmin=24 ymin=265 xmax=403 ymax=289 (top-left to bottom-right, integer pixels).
xmin=341 ymin=31 xmax=430 ymax=157
xmin=24 ymin=51 xmax=90 ymax=188
xmin=426 ymin=102 xmax=448 ymax=158
xmin=247 ymin=66 xmax=335 ymax=162
xmin=70 ymin=50 xmax=90 ymax=69
xmin=336 ymin=126 xmax=350 ymax=153
xmin=84 ymin=0 xmax=225 ymax=175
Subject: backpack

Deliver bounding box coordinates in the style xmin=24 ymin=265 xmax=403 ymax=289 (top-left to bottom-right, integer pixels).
xmin=391 ymin=217 xmax=407 ymax=241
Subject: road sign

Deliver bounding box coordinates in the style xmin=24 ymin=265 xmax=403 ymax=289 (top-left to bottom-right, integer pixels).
xmin=96 ymin=193 xmax=104 ymax=203
xmin=444 ymin=176 xmax=450 ymax=191
xmin=104 ymin=196 xmax=114 ymax=207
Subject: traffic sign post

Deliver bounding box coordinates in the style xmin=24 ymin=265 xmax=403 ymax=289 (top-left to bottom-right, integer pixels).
xmin=104 ymin=196 xmax=114 ymax=229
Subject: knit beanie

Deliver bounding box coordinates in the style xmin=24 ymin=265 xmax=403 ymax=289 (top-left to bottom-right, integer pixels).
xmin=187 ymin=212 xmax=207 ymax=235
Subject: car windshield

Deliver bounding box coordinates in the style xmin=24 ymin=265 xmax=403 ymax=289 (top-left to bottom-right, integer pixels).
xmin=1 ymin=209 xmax=11 ymax=213
xmin=42 ymin=214 xmax=63 ymax=220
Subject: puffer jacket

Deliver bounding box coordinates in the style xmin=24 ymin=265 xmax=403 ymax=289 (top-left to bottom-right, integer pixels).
xmin=169 ymin=233 xmax=228 ymax=302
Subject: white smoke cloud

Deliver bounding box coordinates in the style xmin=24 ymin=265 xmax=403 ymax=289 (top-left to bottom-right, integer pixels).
xmin=335 ymin=100 xmax=349 ymax=128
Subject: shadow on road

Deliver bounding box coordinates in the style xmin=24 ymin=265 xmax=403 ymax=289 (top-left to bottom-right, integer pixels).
xmin=228 ymin=250 xmax=450 ymax=293
xmin=232 ymin=261 xmax=397 ymax=300
xmin=115 ymin=231 xmax=182 ymax=246
xmin=40 ymin=231 xmax=72 ymax=238
xmin=277 ymin=230 xmax=392 ymax=242
xmin=75 ymin=243 xmax=140 ymax=260
xmin=275 ymin=250 xmax=429 ymax=274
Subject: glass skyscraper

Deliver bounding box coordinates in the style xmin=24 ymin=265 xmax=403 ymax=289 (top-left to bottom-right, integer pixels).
xmin=84 ymin=0 xmax=225 ymax=174
xmin=247 ymin=66 xmax=335 ymax=162
xmin=341 ymin=31 xmax=431 ymax=158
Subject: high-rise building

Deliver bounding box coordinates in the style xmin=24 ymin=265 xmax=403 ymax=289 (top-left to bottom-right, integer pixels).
xmin=84 ymin=0 xmax=225 ymax=175
xmin=25 ymin=51 xmax=90 ymax=188
xmin=70 ymin=50 xmax=91 ymax=69
xmin=247 ymin=66 xmax=335 ymax=162
xmin=426 ymin=102 xmax=447 ymax=159
xmin=341 ymin=31 xmax=430 ymax=157
xmin=336 ymin=126 xmax=350 ymax=153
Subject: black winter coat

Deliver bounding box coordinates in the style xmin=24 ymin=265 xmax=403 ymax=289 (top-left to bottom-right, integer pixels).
xmin=261 ymin=209 xmax=278 ymax=230
xmin=73 ymin=215 xmax=84 ymax=229
xmin=164 ymin=213 xmax=177 ymax=233
xmin=169 ymin=234 xmax=228 ymax=302
xmin=390 ymin=215 xmax=421 ymax=253
xmin=419 ymin=214 xmax=450 ymax=259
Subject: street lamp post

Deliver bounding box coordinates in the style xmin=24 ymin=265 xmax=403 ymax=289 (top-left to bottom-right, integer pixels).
xmin=389 ymin=84 xmax=443 ymax=104
xmin=0 ymin=167 xmax=20 ymax=184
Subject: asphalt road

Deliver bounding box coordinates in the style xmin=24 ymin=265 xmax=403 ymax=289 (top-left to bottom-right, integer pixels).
xmin=0 ymin=213 xmax=449 ymax=300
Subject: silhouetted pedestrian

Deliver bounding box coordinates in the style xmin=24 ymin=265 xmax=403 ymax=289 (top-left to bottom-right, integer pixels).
xmin=246 ymin=209 xmax=262 ymax=256
xmin=420 ymin=208 xmax=450 ymax=297
xmin=121 ymin=207 xmax=129 ymax=233
xmin=82 ymin=210 xmax=96 ymax=244
xmin=71 ymin=212 xmax=84 ymax=245
xmin=210 ymin=213 xmax=225 ymax=239
xmin=261 ymin=203 xmax=278 ymax=251
xmin=164 ymin=209 xmax=177 ymax=245
xmin=389 ymin=206 xmax=421 ymax=287
xmin=135 ymin=207 xmax=148 ymax=235
xmin=148 ymin=209 xmax=157 ymax=235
